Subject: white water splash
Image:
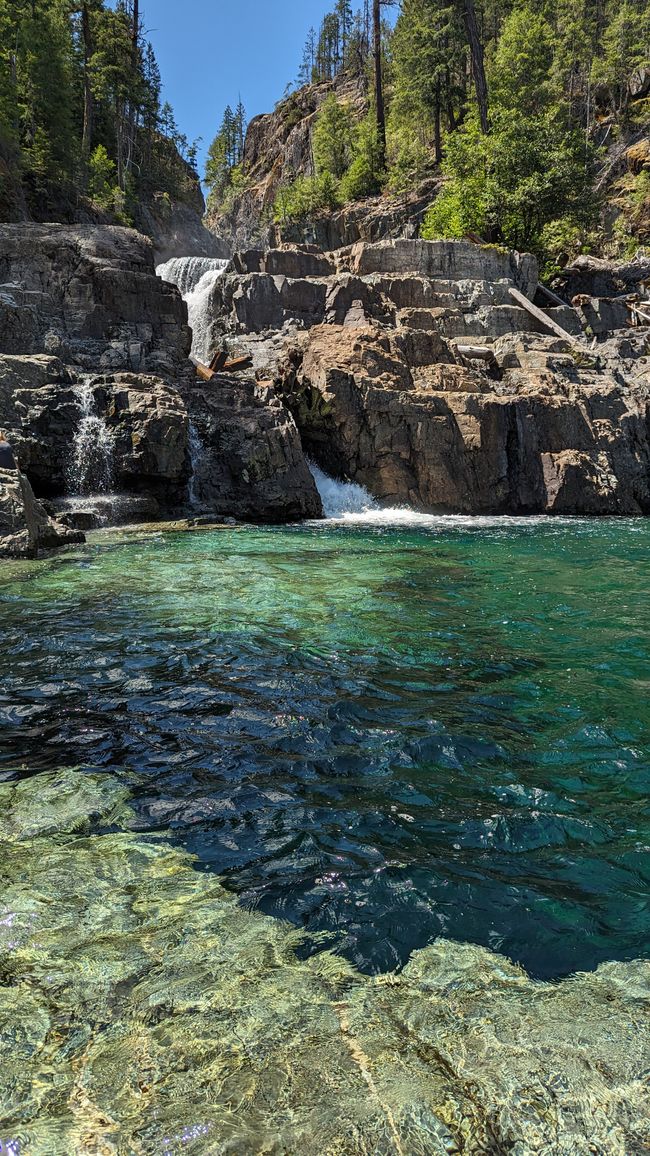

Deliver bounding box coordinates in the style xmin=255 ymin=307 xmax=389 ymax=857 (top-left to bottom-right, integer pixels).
xmin=310 ymin=464 xmax=380 ymax=519
xmin=156 ymin=256 xmax=230 ymax=361
xmin=309 ymin=464 xmax=574 ymax=529
xmin=67 ymin=380 xmax=114 ymax=497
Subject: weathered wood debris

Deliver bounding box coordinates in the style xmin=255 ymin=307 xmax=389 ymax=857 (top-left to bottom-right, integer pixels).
xmin=192 ymin=349 xmax=253 ymax=382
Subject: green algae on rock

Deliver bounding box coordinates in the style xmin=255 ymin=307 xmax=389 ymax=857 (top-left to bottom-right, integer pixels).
xmin=0 ymin=769 xmax=648 ymax=1155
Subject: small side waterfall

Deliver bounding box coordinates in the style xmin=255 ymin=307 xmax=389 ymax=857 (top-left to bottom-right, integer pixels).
xmin=187 ymin=420 xmax=207 ymax=510
xmin=67 ymin=380 xmax=114 ymax=496
xmin=310 ymin=464 xmax=453 ymax=527
xmin=156 ymin=256 xmax=230 ymax=361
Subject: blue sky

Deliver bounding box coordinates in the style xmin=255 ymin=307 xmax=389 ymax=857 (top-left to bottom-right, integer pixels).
xmin=140 ymin=0 xmax=349 ymax=181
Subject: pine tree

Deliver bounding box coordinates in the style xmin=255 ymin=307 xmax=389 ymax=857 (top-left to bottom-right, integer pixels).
xmin=423 ymin=4 xmax=593 ymax=255
xmin=299 ymin=27 xmax=318 ymax=85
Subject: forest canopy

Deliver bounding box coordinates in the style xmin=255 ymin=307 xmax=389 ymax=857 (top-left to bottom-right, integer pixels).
xmin=0 ymin=0 xmax=199 ymax=222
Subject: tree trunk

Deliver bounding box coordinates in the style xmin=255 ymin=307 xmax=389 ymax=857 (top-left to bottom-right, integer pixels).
xmin=81 ymin=3 xmax=94 ymax=175
xmin=434 ymin=79 xmax=442 ymax=165
xmin=445 ymin=68 xmax=457 ymax=131
xmin=463 ymin=0 xmax=489 ymax=133
xmin=131 ymin=0 xmax=139 ymax=70
xmin=373 ymin=0 xmax=386 ymax=166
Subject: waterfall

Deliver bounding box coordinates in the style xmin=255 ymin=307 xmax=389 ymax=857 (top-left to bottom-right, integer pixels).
xmin=187 ymin=420 xmax=206 ymax=510
xmin=156 ymin=256 xmax=230 ymax=362
xmin=67 ymin=380 xmax=114 ymax=497
xmin=310 ymin=464 xmax=379 ymax=519
xmin=310 ymin=463 xmax=463 ymax=527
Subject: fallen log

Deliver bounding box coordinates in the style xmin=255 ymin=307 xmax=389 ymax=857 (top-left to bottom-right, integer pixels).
xmin=222 ymin=355 xmax=253 ymax=372
xmin=209 ymin=350 xmax=228 ymax=372
xmin=508 ymin=287 xmax=587 ymax=346
xmin=195 ymin=361 xmax=215 ymax=382
xmin=629 ymin=303 xmax=650 ymax=325
xmin=194 ymin=354 xmax=253 ymax=382
xmin=536 ymin=282 xmax=567 ymax=308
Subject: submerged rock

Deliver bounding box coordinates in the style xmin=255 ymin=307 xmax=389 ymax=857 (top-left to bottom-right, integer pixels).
xmin=0 ymin=767 xmax=647 ymax=1154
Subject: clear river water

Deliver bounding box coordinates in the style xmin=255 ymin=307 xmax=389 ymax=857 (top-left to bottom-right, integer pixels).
xmin=2 ymin=514 xmax=648 ymax=986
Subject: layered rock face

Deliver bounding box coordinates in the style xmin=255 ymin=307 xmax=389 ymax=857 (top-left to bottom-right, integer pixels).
xmin=0 ymin=223 xmax=191 ymax=377
xmin=187 ymin=378 xmax=321 ymax=521
xmin=208 ymin=238 xmax=650 ymax=515
xmin=0 ymin=225 xmax=195 ymax=534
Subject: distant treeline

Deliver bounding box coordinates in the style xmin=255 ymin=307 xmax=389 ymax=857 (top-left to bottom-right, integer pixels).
xmin=0 ymin=0 xmax=198 ymax=222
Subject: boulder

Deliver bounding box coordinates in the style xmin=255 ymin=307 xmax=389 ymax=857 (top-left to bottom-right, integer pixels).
xmin=554 ymin=254 xmax=650 ymax=300
xmin=0 ymin=459 xmax=84 ymax=558
xmin=186 ymin=376 xmax=322 ymax=522
xmin=262 ymin=249 xmax=336 ymax=278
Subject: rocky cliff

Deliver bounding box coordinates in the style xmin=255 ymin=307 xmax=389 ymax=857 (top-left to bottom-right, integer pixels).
xmin=205 ymin=77 xmax=437 ymax=251
xmin=205 ymin=238 xmax=650 ymax=515
xmin=0 ymin=223 xmax=321 ymax=554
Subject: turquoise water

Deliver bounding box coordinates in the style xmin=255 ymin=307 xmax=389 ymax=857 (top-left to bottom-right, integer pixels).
xmin=1 ymin=517 xmax=649 ymax=979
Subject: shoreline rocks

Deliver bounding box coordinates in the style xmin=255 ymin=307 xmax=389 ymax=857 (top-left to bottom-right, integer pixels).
xmin=0 ymin=455 xmax=84 ymax=558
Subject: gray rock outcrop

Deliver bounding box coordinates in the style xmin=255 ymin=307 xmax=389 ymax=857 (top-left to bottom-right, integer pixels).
xmin=0 ymin=447 xmax=84 ymax=558
xmin=277 ymin=324 xmax=650 ymax=514
xmin=0 ymin=223 xmax=192 ymax=379
xmin=187 ymin=377 xmax=321 ymax=521
xmin=0 ymin=224 xmax=322 ymax=530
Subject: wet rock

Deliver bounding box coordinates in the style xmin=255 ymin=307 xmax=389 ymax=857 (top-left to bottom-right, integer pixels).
xmin=0 ymin=356 xmax=191 ymax=505
xmin=0 ymin=460 xmax=84 ymax=558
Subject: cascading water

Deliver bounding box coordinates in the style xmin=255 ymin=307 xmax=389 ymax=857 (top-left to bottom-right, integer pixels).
xmin=310 ymin=464 xmax=379 ymax=519
xmin=187 ymin=420 xmax=206 ymax=510
xmin=156 ymin=256 xmax=230 ymax=362
xmin=67 ymin=380 xmax=114 ymax=497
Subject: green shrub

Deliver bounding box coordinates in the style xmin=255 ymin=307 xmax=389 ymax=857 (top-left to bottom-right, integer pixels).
xmin=88 ymin=144 xmax=118 ymax=211
xmin=313 ymin=95 xmax=354 ymax=179
xmin=273 ymin=172 xmax=342 ymax=224
xmin=339 ymin=113 xmax=386 ymax=202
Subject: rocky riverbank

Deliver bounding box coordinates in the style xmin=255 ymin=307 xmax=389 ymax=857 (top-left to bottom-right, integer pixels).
xmin=1 ymin=223 xmax=649 ymax=557
xmin=0 ymin=224 xmax=321 ymax=556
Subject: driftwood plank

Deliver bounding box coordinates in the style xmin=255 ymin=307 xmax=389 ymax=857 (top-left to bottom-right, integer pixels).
xmin=508 ymin=287 xmax=587 ymax=345
xmin=223 ymin=355 xmax=253 ymax=372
